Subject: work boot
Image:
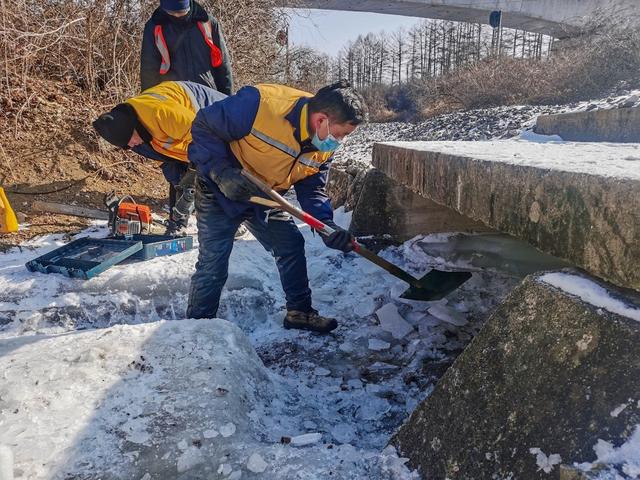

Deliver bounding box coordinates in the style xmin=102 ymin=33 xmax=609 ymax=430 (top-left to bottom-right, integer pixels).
xmin=283 ymin=309 xmax=338 ymax=333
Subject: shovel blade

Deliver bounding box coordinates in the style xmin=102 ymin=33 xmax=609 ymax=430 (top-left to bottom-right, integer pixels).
xmin=400 ymin=269 xmax=472 ymax=301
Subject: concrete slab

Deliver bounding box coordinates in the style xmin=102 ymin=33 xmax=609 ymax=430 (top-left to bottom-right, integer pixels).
xmin=373 ymin=140 xmax=640 ymax=291
xmin=349 ymin=167 xmax=491 ymax=240
xmin=536 ymin=106 xmax=640 ymax=142
xmin=391 ymin=272 xmax=640 ymax=480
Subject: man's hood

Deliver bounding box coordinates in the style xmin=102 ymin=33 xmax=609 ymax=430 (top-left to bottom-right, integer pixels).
xmin=151 ymin=0 xmax=209 ymax=25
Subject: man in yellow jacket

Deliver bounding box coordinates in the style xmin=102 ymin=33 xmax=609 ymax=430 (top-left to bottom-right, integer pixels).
xmin=92 ymin=80 xmax=226 ymax=233
xmin=187 ymin=80 xmax=368 ymax=333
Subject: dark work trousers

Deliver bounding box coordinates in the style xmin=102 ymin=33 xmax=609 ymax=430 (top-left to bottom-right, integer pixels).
xmin=186 ymin=177 xmax=312 ymax=319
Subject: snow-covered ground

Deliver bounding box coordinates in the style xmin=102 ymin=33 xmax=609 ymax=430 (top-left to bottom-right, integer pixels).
xmin=3 ymin=87 xmax=640 ymax=479
xmin=0 ymin=212 xmax=535 ymax=479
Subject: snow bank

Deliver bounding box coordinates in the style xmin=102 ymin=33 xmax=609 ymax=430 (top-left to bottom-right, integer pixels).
xmin=0 ymin=319 xmax=272 ymax=478
xmin=540 ymin=272 xmax=640 ymax=322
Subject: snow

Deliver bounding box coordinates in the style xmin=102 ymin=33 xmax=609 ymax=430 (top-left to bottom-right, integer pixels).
xmin=575 ymin=425 xmax=640 ymax=478
xmin=0 ymin=209 xmax=532 ymax=479
xmin=382 ymin=140 xmax=640 ymax=181
xmin=333 ymin=90 xmax=640 ymax=168
xmin=610 ymin=404 xmax=628 ymax=418
xmin=529 ymin=447 xmax=562 ymax=474
xmin=540 ymin=273 xmax=640 ymax=322
xmin=0 ymin=445 xmax=13 ymax=480
xmin=375 ymin=303 xmax=415 ymax=339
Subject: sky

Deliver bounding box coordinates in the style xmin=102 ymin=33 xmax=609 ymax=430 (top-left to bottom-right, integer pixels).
xmin=285 ymin=8 xmax=422 ymax=56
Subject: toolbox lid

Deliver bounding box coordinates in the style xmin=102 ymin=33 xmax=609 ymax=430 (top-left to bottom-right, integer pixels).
xmin=25 ymin=237 xmax=143 ymax=279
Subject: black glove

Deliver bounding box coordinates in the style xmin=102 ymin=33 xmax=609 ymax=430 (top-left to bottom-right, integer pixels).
xmin=321 ymin=220 xmax=355 ymax=253
xmin=209 ymin=167 xmax=257 ymax=202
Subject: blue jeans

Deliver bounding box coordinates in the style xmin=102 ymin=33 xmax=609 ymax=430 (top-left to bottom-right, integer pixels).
xmin=186 ymin=178 xmax=312 ymax=319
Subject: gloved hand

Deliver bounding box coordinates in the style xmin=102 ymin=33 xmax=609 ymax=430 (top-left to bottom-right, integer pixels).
xmin=321 ymin=220 xmax=355 ymax=253
xmin=209 ymin=167 xmax=257 ymax=202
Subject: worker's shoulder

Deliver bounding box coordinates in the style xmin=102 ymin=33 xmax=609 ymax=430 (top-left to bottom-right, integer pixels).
xmin=255 ymin=84 xmax=313 ymax=100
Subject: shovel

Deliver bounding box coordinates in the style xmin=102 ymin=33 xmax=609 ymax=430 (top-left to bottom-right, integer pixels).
xmin=242 ymin=170 xmax=472 ymax=301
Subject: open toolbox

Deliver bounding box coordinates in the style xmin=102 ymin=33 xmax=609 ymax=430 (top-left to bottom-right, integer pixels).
xmin=26 ymin=234 xmax=193 ymax=279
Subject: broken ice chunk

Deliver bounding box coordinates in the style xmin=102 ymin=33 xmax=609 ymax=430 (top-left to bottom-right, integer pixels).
xmin=354 ymin=296 xmax=376 ymax=317
xmin=369 ymin=362 xmax=399 ymax=372
xmin=219 ymin=422 xmax=236 ymax=437
xmin=428 ymin=304 xmax=468 ymax=326
xmin=290 ymin=432 xmax=322 ymax=446
xmin=368 ymin=339 xmax=391 ymax=351
xmin=217 ymin=463 xmax=233 ymax=476
xmin=338 ymin=342 xmax=354 ymax=353
xmin=177 ymin=447 xmax=204 ymax=473
xmin=375 ymin=304 xmax=414 ymax=339
xmin=304 ymin=420 xmax=318 ymax=429
xmin=247 ymin=453 xmax=268 ymax=473
xmin=202 ymin=429 xmax=219 ymax=439
xmin=331 ymin=423 xmax=356 ymax=444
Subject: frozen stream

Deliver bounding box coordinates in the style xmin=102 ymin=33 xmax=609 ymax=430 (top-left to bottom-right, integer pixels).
xmin=0 ymin=211 xmax=568 ymax=479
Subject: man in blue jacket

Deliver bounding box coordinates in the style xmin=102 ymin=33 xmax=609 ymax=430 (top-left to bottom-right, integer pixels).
xmin=140 ymin=0 xmax=233 ymax=94
xmin=187 ymin=80 xmax=368 ymax=333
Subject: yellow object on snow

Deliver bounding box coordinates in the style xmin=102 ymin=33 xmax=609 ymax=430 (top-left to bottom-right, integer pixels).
xmin=0 ymin=187 xmax=19 ymax=233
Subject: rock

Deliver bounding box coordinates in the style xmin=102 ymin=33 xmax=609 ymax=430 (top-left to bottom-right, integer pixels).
xmin=313 ymin=367 xmax=331 ymax=376
xmin=619 ymin=94 xmax=638 ymax=108
xmin=246 ymin=453 xmax=268 ymax=473
xmin=375 ymin=304 xmax=414 ymax=339
xmin=392 ymin=274 xmax=640 ymax=479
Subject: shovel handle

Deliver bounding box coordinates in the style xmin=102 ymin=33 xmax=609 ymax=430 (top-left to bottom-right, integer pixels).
xmin=242 ymin=170 xmax=422 ymax=287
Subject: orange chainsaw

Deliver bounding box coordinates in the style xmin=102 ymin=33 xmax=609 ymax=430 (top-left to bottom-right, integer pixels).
xmin=104 ymin=192 xmax=165 ymax=236
xmin=31 ymin=193 xmax=167 ymax=236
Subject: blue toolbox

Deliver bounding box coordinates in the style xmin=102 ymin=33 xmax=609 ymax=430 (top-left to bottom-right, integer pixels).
xmin=26 ymin=234 xmax=193 ymax=279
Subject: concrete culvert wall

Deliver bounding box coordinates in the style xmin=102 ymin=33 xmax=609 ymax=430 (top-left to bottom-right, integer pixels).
xmin=391 ymin=273 xmax=640 ymax=480
xmin=536 ymin=106 xmax=640 ymax=142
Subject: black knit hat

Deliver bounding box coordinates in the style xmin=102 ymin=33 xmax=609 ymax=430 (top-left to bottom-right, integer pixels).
xmin=92 ymin=103 xmax=137 ymax=148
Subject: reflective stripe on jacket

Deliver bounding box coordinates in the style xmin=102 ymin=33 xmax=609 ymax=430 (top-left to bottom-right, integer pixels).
xmin=188 ymin=84 xmax=335 ymax=222
xmin=230 ymin=84 xmax=334 ymax=191
xmin=153 ymin=21 xmax=223 ymax=76
xmin=140 ymin=1 xmax=233 ymax=94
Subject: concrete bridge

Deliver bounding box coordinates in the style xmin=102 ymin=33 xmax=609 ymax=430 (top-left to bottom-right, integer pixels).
xmin=286 ymin=0 xmax=638 ymax=37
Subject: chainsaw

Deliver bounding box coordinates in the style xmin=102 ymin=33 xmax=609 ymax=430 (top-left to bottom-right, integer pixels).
xmin=104 ymin=192 xmax=166 ymax=236
xmin=31 ymin=193 xmax=167 ymax=237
